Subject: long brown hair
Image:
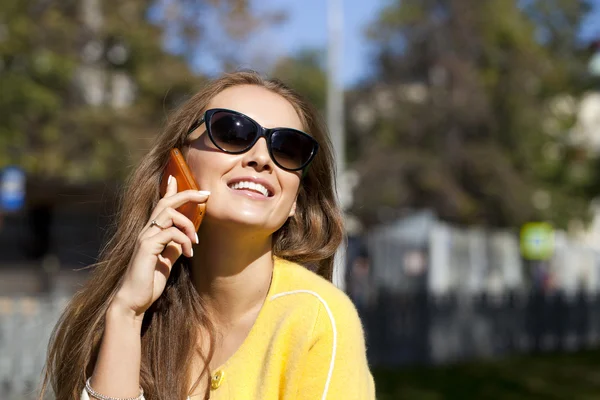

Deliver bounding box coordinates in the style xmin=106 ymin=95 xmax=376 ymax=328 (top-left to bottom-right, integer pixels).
xmin=40 ymin=71 xmax=344 ymax=400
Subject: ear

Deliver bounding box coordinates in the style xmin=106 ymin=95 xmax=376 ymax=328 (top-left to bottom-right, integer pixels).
xmin=288 ymin=199 xmax=297 ymax=218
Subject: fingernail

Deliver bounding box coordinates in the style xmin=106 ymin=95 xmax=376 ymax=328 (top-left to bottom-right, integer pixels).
xmin=195 ymin=233 xmax=199 ymax=244
xmin=190 ymin=248 xmax=194 ymax=257
xmin=167 ymin=175 xmax=172 ymax=185
xmin=197 ymin=190 xmax=211 ymax=196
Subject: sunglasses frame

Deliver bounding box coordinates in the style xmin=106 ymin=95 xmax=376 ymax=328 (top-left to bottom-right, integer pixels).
xmin=187 ymin=108 xmax=319 ymax=172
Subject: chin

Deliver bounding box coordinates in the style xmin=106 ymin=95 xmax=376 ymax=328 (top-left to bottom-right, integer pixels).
xmin=205 ymin=211 xmax=285 ymax=234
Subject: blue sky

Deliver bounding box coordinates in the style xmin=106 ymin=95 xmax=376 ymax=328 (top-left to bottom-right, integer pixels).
xmin=253 ymin=0 xmax=384 ymax=86
xmin=191 ymin=0 xmax=600 ymax=89
xmin=192 ymin=0 xmax=384 ymax=88
xmin=581 ymin=0 xmax=600 ymax=41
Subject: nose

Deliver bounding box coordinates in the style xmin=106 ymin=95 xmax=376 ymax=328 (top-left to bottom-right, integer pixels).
xmin=241 ymin=137 xmax=273 ymax=172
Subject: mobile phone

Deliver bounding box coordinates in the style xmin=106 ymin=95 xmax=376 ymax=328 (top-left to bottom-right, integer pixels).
xmin=159 ymin=148 xmax=205 ymax=231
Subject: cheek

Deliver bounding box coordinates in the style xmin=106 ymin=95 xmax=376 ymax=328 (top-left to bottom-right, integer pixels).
xmin=186 ymin=153 xmax=208 ymax=186
xmin=187 ymin=150 xmax=232 ymax=185
xmin=280 ymin=175 xmax=301 ymax=205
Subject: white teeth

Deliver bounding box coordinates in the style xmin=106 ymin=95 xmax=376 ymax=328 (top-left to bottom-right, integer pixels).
xmin=229 ymin=181 xmax=270 ymax=197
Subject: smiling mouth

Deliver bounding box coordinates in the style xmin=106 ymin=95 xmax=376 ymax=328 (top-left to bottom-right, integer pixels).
xmin=228 ymin=181 xmax=272 ymax=197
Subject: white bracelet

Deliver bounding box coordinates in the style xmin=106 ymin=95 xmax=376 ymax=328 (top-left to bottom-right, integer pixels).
xmin=85 ymin=378 xmax=144 ymax=400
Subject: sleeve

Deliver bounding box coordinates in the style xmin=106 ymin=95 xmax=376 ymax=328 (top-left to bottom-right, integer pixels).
xmin=295 ymin=295 xmax=376 ymax=400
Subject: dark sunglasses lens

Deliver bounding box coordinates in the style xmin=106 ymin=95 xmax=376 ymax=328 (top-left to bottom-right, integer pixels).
xmin=209 ymin=111 xmax=256 ymax=152
xmin=270 ymin=130 xmax=316 ymax=170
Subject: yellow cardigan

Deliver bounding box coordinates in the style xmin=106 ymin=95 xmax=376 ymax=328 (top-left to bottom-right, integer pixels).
xmin=205 ymin=257 xmax=376 ymax=399
xmin=83 ymin=257 xmax=376 ymax=399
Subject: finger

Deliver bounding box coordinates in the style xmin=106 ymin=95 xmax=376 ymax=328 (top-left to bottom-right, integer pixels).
xmin=141 ymin=207 xmax=198 ymax=245
xmin=155 ymin=242 xmax=184 ymax=274
xmin=161 ymin=241 xmax=184 ymax=267
xmin=164 ymin=175 xmax=178 ymax=198
xmin=150 ymin=190 xmax=210 ymax=222
xmin=142 ymin=226 xmax=193 ymax=258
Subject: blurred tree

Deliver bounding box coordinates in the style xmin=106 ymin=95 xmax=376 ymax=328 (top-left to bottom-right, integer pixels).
xmin=271 ymin=49 xmax=327 ymax=113
xmin=348 ymin=0 xmax=597 ymax=229
xmin=0 ymin=0 xmax=276 ymax=184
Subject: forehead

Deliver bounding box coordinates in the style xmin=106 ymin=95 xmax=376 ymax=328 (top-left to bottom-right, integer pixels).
xmin=206 ymin=85 xmax=304 ymax=131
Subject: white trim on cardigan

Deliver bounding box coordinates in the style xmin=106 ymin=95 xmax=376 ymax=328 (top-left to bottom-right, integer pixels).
xmin=270 ymin=290 xmax=338 ymax=400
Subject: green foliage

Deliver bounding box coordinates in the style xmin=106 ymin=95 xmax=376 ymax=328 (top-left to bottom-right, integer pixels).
xmin=0 ymin=0 xmax=264 ymax=183
xmin=349 ymin=0 xmax=597 ymax=229
xmin=271 ymin=49 xmax=328 ymax=113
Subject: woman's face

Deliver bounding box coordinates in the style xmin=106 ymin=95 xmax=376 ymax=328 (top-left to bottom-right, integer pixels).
xmin=186 ymin=85 xmax=303 ymax=235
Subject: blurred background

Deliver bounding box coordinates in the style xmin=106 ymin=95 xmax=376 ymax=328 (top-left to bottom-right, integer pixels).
xmin=2 ymin=0 xmax=600 ymax=398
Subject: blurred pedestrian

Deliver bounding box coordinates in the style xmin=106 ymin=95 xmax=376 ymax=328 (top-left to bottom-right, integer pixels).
xmin=349 ymin=255 xmax=372 ymax=311
xmin=40 ymin=71 xmax=375 ymax=400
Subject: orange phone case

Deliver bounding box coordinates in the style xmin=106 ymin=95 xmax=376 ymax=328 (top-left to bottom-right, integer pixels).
xmin=159 ymin=148 xmax=205 ymax=231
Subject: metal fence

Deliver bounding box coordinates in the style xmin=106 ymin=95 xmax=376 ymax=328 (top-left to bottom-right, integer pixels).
xmin=352 ymin=211 xmax=600 ymax=367
xmin=6 ymin=289 xmax=600 ymax=398
xmin=0 ymin=294 xmax=69 ymax=400
xmin=362 ymin=290 xmax=600 ymax=367
xmin=361 ymin=211 xmax=600 ymax=300
xmin=5 ymin=211 xmax=600 ymax=397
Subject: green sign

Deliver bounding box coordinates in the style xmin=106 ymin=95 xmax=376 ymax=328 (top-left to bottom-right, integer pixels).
xmin=520 ymin=222 xmax=555 ymax=260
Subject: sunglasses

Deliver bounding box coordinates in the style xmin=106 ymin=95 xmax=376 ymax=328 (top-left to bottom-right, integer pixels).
xmin=187 ymin=108 xmax=319 ymax=172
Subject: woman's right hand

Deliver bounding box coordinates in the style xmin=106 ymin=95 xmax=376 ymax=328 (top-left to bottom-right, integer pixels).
xmin=110 ymin=175 xmax=210 ymax=321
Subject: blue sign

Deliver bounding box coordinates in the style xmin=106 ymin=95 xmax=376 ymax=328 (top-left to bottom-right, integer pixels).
xmin=1 ymin=167 xmax=26 ymax=212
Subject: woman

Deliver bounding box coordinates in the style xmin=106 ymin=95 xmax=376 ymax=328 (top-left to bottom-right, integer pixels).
xmin=41 ymin=71 xmax=375 ymax=400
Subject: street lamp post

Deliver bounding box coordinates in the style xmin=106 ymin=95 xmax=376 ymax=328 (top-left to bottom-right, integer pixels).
xmin=589 ymin=40 xmax=600 ymax=79
xmin=327 ymin=0 xmax=347 ymax=290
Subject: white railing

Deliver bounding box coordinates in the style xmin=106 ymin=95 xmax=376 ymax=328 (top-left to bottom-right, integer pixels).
xmin=0 ymin=294 xmax=70 ymax=400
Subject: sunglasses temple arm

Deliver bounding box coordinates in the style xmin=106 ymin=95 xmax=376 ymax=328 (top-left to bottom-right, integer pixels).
xmin=187 ymin=117 xmax=205 ymax=135
xmin=301 ymin=161 xmax=313 ymax=179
